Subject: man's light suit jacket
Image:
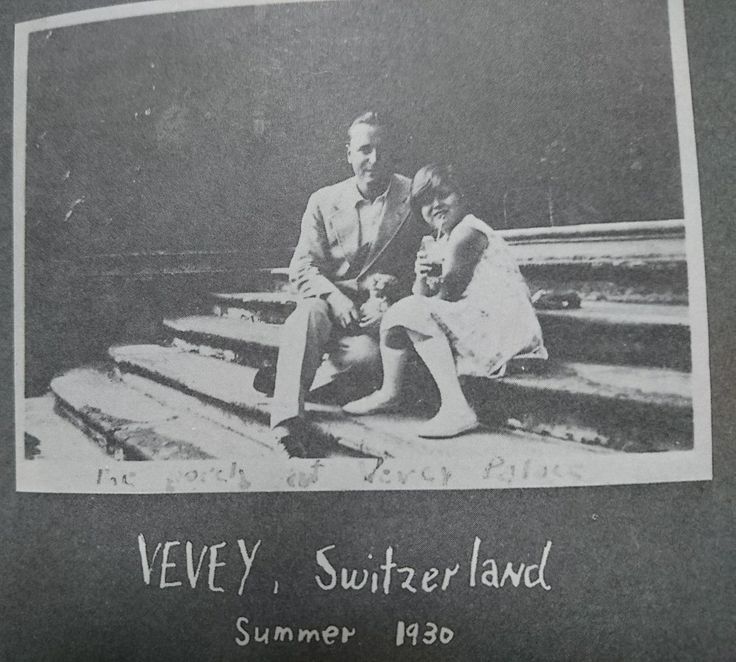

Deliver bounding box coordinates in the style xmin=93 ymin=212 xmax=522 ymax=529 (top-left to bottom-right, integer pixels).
xmin=289 ymin=173 xmax=425 ymax=302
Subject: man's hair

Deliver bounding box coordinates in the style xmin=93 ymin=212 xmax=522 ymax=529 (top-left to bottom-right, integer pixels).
xmin=347 ymin=110 xmax=387 ymax=142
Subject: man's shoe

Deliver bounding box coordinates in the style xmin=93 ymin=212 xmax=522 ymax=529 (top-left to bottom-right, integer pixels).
xmin=253 ymin=366 xmax=277 ymax=396
xmin=272 ymin=423 xmax=309 ymax=458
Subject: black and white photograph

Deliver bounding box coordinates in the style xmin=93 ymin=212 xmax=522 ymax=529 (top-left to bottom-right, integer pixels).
xmin=15 ymin=0 xmax=712 ymax=492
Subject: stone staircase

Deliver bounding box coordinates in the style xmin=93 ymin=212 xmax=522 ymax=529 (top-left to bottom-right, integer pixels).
xmin=25 ymin=220 xmax=694 ymax=463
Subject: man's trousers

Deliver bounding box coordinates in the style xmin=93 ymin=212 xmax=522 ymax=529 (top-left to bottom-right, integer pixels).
xmin=270 ymin=298 xmax=380 ymax=428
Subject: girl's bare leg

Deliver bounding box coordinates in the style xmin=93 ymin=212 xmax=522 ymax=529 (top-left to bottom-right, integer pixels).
xmin=342 ymin=336 xmax=407 ymax=414
xmin=407 ymin=330 xmax=479 ymax=437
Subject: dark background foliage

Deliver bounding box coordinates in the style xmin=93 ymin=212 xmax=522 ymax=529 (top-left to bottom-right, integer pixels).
xmin=25 ymin=0 xmax=681 ymax=257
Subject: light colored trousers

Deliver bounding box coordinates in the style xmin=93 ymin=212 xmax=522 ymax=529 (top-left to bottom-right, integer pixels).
xmin=270 ymin=298 xmax=380 ymax=428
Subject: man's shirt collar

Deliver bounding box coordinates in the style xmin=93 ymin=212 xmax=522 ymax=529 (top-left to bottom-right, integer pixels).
xmin=351 ymin=175 xmax=392 ymax=207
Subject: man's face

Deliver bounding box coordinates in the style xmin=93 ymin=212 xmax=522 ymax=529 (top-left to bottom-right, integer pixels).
xmin=346 ymin=123 xmax=391 ymax=195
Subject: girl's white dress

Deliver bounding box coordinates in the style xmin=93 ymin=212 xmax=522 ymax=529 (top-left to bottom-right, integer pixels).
xmin=384 ymin=214 xmax=547 ymax=377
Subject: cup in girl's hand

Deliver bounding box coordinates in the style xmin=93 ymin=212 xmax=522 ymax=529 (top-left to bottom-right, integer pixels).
xmin=427 ymin=261 xmax=442 ymax=278
xmin=420 ymin=235 xmax=443 ymax=277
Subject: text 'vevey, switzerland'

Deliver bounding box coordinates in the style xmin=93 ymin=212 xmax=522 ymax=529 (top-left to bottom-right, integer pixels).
xmin=137 ymin=534 xmax=553 ymax=595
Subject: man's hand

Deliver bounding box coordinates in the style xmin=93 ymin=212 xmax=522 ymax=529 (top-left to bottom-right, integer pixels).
xmin=326 ymin=290 xmax=360 ymax=329
xmin=359 ymin=308 xmax=383 ymax=332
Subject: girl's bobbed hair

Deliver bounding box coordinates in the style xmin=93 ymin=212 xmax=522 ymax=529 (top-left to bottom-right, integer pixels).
xmin=410 ymin=163 xmax=465 ymax=222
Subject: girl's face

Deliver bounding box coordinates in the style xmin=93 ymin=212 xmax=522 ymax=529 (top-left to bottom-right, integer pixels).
xmin=420 ymin=187 xmax=464 ymax=235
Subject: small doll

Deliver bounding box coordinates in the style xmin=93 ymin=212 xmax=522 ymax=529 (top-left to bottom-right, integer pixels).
xmin=360 ymin=273 xmax=401 ymax=321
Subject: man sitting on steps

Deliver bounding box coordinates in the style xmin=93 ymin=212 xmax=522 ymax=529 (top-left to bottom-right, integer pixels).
xmin=259 ymin=111 xmax=424 ymax=455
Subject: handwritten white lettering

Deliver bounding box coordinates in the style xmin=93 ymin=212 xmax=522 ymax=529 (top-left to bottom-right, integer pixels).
xmin=234 ymin=617 xmax=357 ymax=647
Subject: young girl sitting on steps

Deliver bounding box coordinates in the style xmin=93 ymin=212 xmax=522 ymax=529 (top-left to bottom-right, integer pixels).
xmin=342 ymin=163 xmax=546 ymax=438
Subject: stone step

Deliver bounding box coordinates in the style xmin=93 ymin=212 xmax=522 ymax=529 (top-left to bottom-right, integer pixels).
xmin=240 ymin=267 xmax=292 ymax=294
xmin=25 ymin=394 xmax=110 ymax=463
xmin=207 ymin=294 xmax=692 ymax=370
xmin=164 ymin=315 xmax=282 ymax=366
xmin=476 ymin=364 xmax=691 ymax=452
xmin=108 ymin=344 xmax=612 ymax=459
xmin=535 ymin=301 xmax=690 ymax=371
xmin=49 ymin=366 xmax=286 ymax=461
xmin=113 ymin=339 xmax=692 ymax=452
xmin=239 ymin=260 xmax=688 ymax=305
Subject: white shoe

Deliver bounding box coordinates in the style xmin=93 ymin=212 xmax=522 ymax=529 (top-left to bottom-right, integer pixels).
xmin=418 ymin=411 xmax=480 ymax=438
xmin=342 ymin=391 xmax=401 ymax=415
